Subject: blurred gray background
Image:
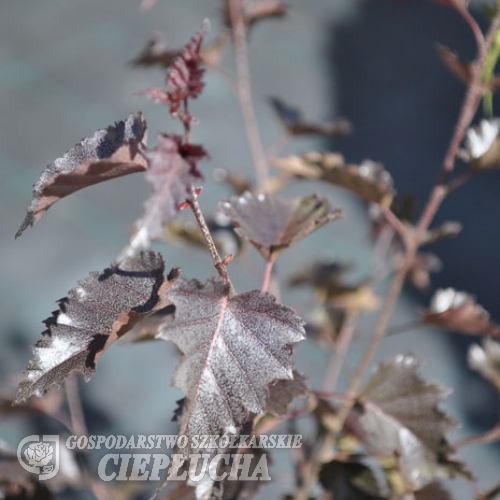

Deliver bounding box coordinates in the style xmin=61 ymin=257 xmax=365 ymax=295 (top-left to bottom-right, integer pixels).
xmin=1 ymin=0 xmax=499 ymax=497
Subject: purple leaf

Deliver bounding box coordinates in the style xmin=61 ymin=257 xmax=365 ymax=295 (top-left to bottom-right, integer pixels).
xmin=219 ymin=192 xmax=342 ymax=262
xmin=16 ymin=112 xmax=148 ymax=238
xmin=15 ymin=251 xmax=170 ymax=403
xmin=128 ymin=134 xmax=206 ymax=255
xmin=266 ymin=371 xmax=308 ymax=416
xmin=344 ymin=355 xmax=472 ymax=488
xmin=157 ymin=277 xmax=305 ymax=451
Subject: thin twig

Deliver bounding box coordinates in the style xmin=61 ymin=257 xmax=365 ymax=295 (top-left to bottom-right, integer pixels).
xmin=229 ymin=0 xmax=269 ymax=190
xmin=65 ymin=375 xmax=87 ymax=436
xmin=447 ymin=170 xmax=475 ymax=193
xmin=380 ymin=206 xmax=410 ymax=249
xmin=261 ymin=259 xmax=274 ymax=293
xmin=188 ymin=185 xmax=232 ymax=287
xmin=322 ymin=312 xmax=358 ymax=392
xmin=454 ymin=424 xmax=500 ymax=448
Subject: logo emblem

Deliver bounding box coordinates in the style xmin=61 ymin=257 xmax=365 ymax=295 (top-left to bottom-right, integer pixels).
xmin=17 ymin=435 xmax=59 ymax=480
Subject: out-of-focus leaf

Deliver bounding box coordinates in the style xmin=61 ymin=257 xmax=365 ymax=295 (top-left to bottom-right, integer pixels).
xmin=213 ymin=168 xmax=253 ymax=195
xmin=273 ymin=152 xmax=395 ymax=207
xmin=219 ymin=192 xmax=342 ymax=262
xmin=305 ymin=306 xmax=346 ymax=346
xmin=479 ymin=481 xmax=500 ymax=500
xmin=164 ymin=214 xmax=243 ymax=257
xmin=462 ymin=119 xmax=500 ymax=170
xmin=0 ymin=448 xmax=54 ymax=500
xmin=16 ymin=112 xmax=147 ymax=238
xmin=220 ymin=448 xmax=271 ymax=500
xmin=269 ymin=97 xmax=352 ymax=137
xmin=125 ymin=134 xmax=206 ymax=257
xmin=222 ymin=0 xmax=286 ymax=31
xmin=288 ymin=260 xmax=352 ymax=291
xmin=131 ymin=33 xmax=227 ymax=70
xmin=469 ymin=339 xmax=500 ymax=391
xmin=406 ymin=252 xmax=442 ymax=291
xmin=123 ymin=304 xmax=175 ymax=342
xmin=266 ymin=371 xmax=308 ymax=416
xmin=319 ymin=458 xmax=391 ymax=500
xmin=437 ymin=44 xmax=472 ymax=85
xmin=413 ymin=482 xmax=453 ymax=500
xmin=16 ymin=252 xmax=171 ymax=403
xmin=344 ymin=355 xmax=472 ymax=488
xmin=423 ymin=288 xmax=500 ymax=337
xmin=327 ymin=284 xmax=379 ymax=312
xmin=157 ymin=277 xmax=305 ymax=452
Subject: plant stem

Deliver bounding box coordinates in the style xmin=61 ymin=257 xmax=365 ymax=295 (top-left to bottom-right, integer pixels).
xmin=454 ymin=424 xmax=500 ymax=448
xmin=65 ymin=375 xmax=87 ymax=436
xmin=229 ymin=0 xmax=269 ymax=191
xmin=380 ymin=206 xmax=410 ymax=248
xmin=188 ymin=185 xmax=232 ymax=287
xmin=322 ymin=312 xmax=358 ymax=392
xmin=261 ymin=259 xmax=274 ymax=293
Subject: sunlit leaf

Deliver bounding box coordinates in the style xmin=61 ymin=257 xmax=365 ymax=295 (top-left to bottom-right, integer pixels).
xmin=15 ymin=251 xmax=171 ymax=403
xmin=273 ymin=152 xmax=395 ymax=207
xmin=219 ymin=192 xmax=342 ymax=262
xmin=157 ymin=277 xmax=305 ymax=451
xmin=462 ymin=119 xmax=500 ymax=170
xmin=469 ymin=339 xmax=500 ymax=391
xmin=16 ymin=112 xmax=147 ymax=238
xmin=423 ymin=288 xmax=500 ymax=336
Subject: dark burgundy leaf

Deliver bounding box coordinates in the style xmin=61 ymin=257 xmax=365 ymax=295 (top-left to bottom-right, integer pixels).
xmin=15 ymin=251 xmax=170 ymax=403
xmin=423 ymin=288 xmax=500 ymax=337
xmin=414 ymin=482 xmax=454 ymax=500
xmin=266 ymin=371 xmax=308 ymax=416
xmin=16 ymin=112 xmax=147 ymax=238
xmin=126 ymin=134 xmax=206 ymax=256
xmin=469 ymin=339 xmax=500 ymax=391
xmin=319 ymin=459 xmax=390 ymax=500
xmin=269 ymin=97 xmax=352 ymax=137
xmin=219 ymin=192 xmax=342 ymax=262
xmin=273 ymin=153 xmax=395 ymax=207
xmin=344 ymin=355 xmax=472 ymax=488
xmin=436 ymin=44 xmax=472 ymax=85
xmin=157 ymin=277 xmax=305 ymax=451
xmin=162 ymin=21 xmax=209 ymax=115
